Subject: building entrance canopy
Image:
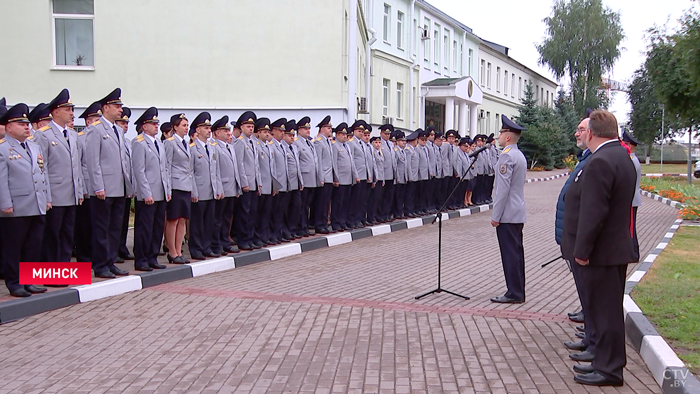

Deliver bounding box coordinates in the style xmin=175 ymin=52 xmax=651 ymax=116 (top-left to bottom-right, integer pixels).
xmin=420 ymin=76 xmax=482 ymax=137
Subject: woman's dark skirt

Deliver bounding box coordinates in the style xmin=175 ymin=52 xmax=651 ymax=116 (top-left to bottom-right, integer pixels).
xmin=167 ymin=189 xmax=191 ymax=220
xmin=466 ymin=178 xmax=476 ymax=191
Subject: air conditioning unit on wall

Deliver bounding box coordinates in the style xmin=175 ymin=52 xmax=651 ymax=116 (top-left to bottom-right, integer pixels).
xmin=358 ymin=97 xmax=368 ymax=113
xmin=382 ymin=116 xmax=394 ymax=125
xmin=421 ymin=29 xmax=430 ymax=40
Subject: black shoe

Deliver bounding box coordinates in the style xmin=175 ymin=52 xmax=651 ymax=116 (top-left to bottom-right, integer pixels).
xmin=575 ymin=332 xmax=585 ymax=339
xmin=25 ymin=285 xmax=47 ymax=294
xmin=568 ymin=310 xmax=582 ymax=317
xmin=564 ymin=341 xmax=587 ymax=351
xmin=569 ymin=313 xmax=585 ymax=323
xmin=204 ymin=252 xmax=221 ymax=258
xmin=576 ymin=325 xmax=585 ymax=332
xmin=280 ymin=237 xmax=291 ymax=243
xmin=238 ymin=244 xmax=254 ymax=251
xmin=253 ymin=241 xmax=264 ymax=248
xmin=114 ymin=256 xmax=125 ymax=264
xmin=573 ymin=364 xmax=595 ymax=374
xmin=177 ymin=256 xmax=190 ymax=264
xmin=490 ymin=296 xmax=525 ymax=304
xmin=190 ymin=253 xmax=206 ymax=260
xmin=135 ymin=265 xmax=153 ymax=272
xmin=569 ymin=350 xmax=595 ymax=362
xmin=149 ymin=262 xmax=167 ymax=269
xmin=121 ymin=253 xmax=135 ymax=260
xmin=109 ymin=266 xmax=130 ymax=276
xmin=224 ymin=246 xmax=239 ymax=254
xmin=10 ymin=288 xmax=31 ymax=297
xmin=316 ymin=228 xmax=331 ymax=234
xmin=573 ymin=371 xmax=622 ymax=387
xmin=94 ymin=270 xmax=116 ymax=279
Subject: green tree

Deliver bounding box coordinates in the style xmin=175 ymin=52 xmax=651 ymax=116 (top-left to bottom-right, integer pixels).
xmin=537 ymin=0 xmax=624 ymax=116
xmin=552 ymin=89 xmax=580 ymax=153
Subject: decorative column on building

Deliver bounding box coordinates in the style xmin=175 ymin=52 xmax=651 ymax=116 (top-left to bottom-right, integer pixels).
xmin=469 ymin=105 xmax=478 ymax=137
xmin=458 ymin=100 xmax=467 ymax=134
xmin=445 ymin=97 xmax=455 ymax=131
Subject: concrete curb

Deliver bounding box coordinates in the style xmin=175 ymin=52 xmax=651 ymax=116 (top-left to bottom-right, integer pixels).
xmin=623 ymin=192 xmax=700 ymax=393
xmin=0 ymin=171 xmax=568 ymax=325
xmin=642 ymin=173 xmax=689 ymax=177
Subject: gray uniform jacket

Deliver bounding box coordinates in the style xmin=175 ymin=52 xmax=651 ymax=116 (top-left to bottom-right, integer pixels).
xmin=190 ymin=139 xmax=223 ymax=201
xmin=373 ymin=148 xmax=385 ymax=182
xmin=362 ymin=141 xmax=377 ymax=182
xmin=269 ymin=139 xmax=289 ymax=193
xmin=164 ymin=135 xmax=195 ymax=193
xmin=77 ymin=130 xmax=90 ymax=198
xmin=348 ymin=137 xmax=369 ymax=181
xmin=235 ymin=135 xmax=260 ymax=191
xmin=256 ymin=138 xmax=280 ymax=195
xmin=283 ymin=140 xmax=303 ymax=191
xmin=123 ymin=136 xmax=134 ymax=196
xmin=131 ymin=134 xmax=170 ymax=202
xmin=85 ymin=117 xmax=133 ymax=197
xmin=416 ymin=145 xmax=429 ymax=180
xmin=0 ymin=136 xmax=51 ymax=216
xmin=631 ymin=152 xmax=642 ymax=207
xmin=332 ymin=140 xmax=358 ymax=185
xmin=491 ymin=144 xmax=527 ymax=224
xmin=393 ymin=146 xmax=408 ymax=184
xmin=486 ymin=145 xmax=498 ymax=175
xmin=405 ymin=145 xmax=420 ymax=182
xmin=437 ymin=144 xmax=451 ymax=179
xmin=458 ymin=150 xmax=476 ymax=180
xmin=426 ymin=141 xmax=437 ymax=177
xmin=294 ymin=136 xmax=322 ymax=188
xmin=35 ymin=121 xmax=83 ymax=206
xmin=314 ymin=134 xmax=337 ymax=184
xmin=380 ymin=139 xmax=394 ymax=181
xmin=214 ymin=139 xmax=243 ymax=198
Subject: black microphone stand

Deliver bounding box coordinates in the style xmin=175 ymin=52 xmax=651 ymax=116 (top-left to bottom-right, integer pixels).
xmin=541 ymin=255 xmax=564 ymax=268
xmin=415 ymin=144 xmax=489 ymax=301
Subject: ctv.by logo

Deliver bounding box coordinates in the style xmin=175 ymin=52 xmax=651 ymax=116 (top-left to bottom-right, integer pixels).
xmin=663 ymin=369 xmax=690 ymax=388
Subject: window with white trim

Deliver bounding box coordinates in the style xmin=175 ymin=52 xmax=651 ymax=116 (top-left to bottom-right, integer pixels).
xmin=53 ymin=0 xmax=94 ymax=68
xmin=434 ymin=24 xmax=440 ymax=67
xmin=423 ymin=18 xmax=431 ymax=66
xmin=468 ymin=49 xmax=473 ymax=76
xmin=383 ymin=4 xmax=391 ymax=43
xmin=496 ymin=67 xmax=501 ymax=92
xmin=487 ymin=63 xmax=492 ymax=89
xmin=396 ymin=82 xmax=403 ymax=119
xmin=511 ymin=74 xmax=515 ymax=97
xmin=443 ymin=30 xmax=449 ymax=72
xmin=382 ymin=79 xmax=390 ymax=116
xmin=480 ymin=60 xmax=485 ymax=85
xmin=503 ymin=71 xmax=508 ymax=96
xmin=452 ymin=40 xmax=458 ymax=72
xmin=396 ymin=11 xmax=404 ymax=49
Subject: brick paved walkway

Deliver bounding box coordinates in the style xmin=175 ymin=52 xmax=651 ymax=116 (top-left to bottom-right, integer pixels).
xmin=0 ymin=176 xmax=678 ymax=393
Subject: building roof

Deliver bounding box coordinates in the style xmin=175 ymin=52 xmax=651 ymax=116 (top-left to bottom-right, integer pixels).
xmin=417 ymin=0 xmax=473 ymax=34
xmin=423 ymin=77 xmax=469 ymax=86
xmin=481 ymin=39 xmax=509 ymax=57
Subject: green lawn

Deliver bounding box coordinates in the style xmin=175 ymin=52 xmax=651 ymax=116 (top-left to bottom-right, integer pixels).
xmin=641 ymin=163 xmax=694 ymax=174
xmin=632 ymin=227 xmax=700 ymax=376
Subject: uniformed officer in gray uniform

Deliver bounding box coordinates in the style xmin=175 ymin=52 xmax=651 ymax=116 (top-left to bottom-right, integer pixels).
xmin=348 ymin=121 xmax=372 ymax=228
xmin=31 ymin=90 xmax=83 ymax=267
xmin=115 ymin=107 xmax=135 ymax=263
xmin=425 ymin=126 xmax=439 ymax=211
xmin=331 ymin=123 xmax=358 ymax=231
xmin=404 ymin=131 xmax=421 ymax=217
xmin=74 ymin=102 xmax=101 ymax=264
xmin=378 ymin=124 xmax=395 ymax=221
xmin=252 ymin=118 xmax=280 ymax=246
xmin=28 ymin=103 xmax=52 ymax=134
xmin=622 ymin=129 xmax=642 ymax=261
xmin=367 ymin=136 xmax=385 ymax=225
xmin=294 ymin=116 xmax=322 ymax=237
xmin=189 ymin=112 xmax=223 ymax=260
xmin=85 ymin=88 xmax=133 ymax=278
xmin=232 ymin=111 xmax=260 ymax=251
xmin=416 ymin=130 xmax=431 ymax=214
xmin=392 ymin=131 xmax=408 ymax=218
xmin=131 ymin=107 xmax=170 ymax=271
xmin=0 ymin=104 xmax=51 ymax=297
xmin=312 ymin=116 xmax=337 ymax=234
xmin=490 ymin=115 xmax=527 ymax=304
xmin=360 ymin=126 xmax=378 ymax=226
xmin=484 ymin=133 xmax=498 ymax=204
xmin=211 ymin=116 xmax=242 ymax=255
xmin=282 ymin=120 xmax=304 ymax=238
xmin=269 ymin=118 xmax=293 ymax=241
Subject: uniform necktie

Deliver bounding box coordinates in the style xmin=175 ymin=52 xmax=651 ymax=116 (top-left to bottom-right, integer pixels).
xmin=63 ymin=129 xmax=71 ymax=148
xmin=226 ymin=144 xmax=231 ymax=154
xmin=154 ymin=140 xmax=160 ymax=155
xmin=113 ymin=125 xmax=120 ymax=141
xmin=182 ymin=139 xmax=188 ymax=151
xmin=289 ymin=145 xmax=295 ymax=158
xmin=205 ymin=144 xmax=209 ymax=157
xmin=20 ymin=142 xmax=30 ymax=159
xmin=306 ymin=139 xmax=311 ymax=148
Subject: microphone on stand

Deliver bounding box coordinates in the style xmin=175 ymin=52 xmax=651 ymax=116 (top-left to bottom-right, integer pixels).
xmin=468 ymin=145 xmax=489 ymax=158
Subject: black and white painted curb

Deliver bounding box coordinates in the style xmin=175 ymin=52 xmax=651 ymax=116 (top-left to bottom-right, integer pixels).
xmin=642 ymin=173 xmax=689 ymax=177
xmin=525 ymin=172 xmax=568 ymax=183
xmin=0 ymin=172 xmax=569 ymax=325
xmin=624 ymin=192 xmax=700 ymax=393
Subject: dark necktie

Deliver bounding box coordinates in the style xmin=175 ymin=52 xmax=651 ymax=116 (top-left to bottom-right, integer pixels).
xmin=63 ymin=129 xmax=70 ymax=148
xmin=20 ymin=142 xmax=30 ymax=159
xmin=306 ymin=139 xmax=311 ymax=148
xmin=289 ymin=145 xmax=295 ymax=158
xmin=205 ymin=143 xmax=209 ymax=157
xmin=154 ymin=140 xmax=160 ymax=155
xmin=182 ymin=138 xmax=188 ymax=151
xmin=226 ymin=144 xmax=232 ymax=154
xmin=113 ymin=125 xmax=120 ymax=141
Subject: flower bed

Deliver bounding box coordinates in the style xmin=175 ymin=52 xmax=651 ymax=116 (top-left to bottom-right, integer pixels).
xmin=641 ymin=176 xmax=700 ymax=219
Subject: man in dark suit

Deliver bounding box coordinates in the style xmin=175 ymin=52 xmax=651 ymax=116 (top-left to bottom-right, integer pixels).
xmin=562 ymin=110 xmax=636 ymax=387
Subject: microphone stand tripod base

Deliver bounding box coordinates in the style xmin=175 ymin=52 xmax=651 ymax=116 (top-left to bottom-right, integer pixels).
xmin=415 ymin=288 xmax=470 ymax=300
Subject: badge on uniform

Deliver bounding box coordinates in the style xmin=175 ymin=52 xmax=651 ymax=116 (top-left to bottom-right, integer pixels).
xmin=103 ymin=135 xmax=109 ymax=139
xmin=37 ymin=154 xmax=44 ymax=172
xmin=499 ymin=164 xmax=507 ymax=174
xmin=574 ymin=169 xmax=583 ymax=182
xmin=51 ymin=141 xmax=58 ymax=146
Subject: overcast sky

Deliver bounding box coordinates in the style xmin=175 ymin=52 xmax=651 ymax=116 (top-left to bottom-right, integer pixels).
xmin=429 ymin=0 xmax=692 ymax=127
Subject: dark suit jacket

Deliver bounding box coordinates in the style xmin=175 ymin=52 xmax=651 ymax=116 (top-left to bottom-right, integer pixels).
xmin=561 ymin=140 xmax=637 ymax=266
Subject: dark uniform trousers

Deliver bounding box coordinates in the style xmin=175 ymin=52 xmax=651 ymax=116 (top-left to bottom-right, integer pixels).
xmin=331 ymin=185 xmax=351 ymax=230
xmin=495 ymin=223 xmax=526 ymax=301
xmin=447 ymin=177 xmax=460 ymax=208
xmin=133 ymin=200 xmax=166 ymax=267
xmin=380 ymin=181 xmax=394 ymax=221
xmin=430 ymin=177 xmax=441 ymax=210
xmin=313 ymin=183 xmax=333 ymax=231
xmin=404 ymin=182 xmax=417 ymax=216
xmin=273 ymin=191 xmax=291 ymax=240
xmin=90 ymin=196 xmax=125 ymax=274
xmin=189 ymin=199 xmax=216 ymax=256
xmin=74 ymin=198 xmax=92 ymax=262
xmin=118 ymin=197 xmax=132 ymax=257
xmin=286 ymin=189 xmax=302 ymax=237
xmin=1 ymin=216 xmax=46 ymax=292
xmin=255 ymin=194 xmax=274 ymax=244
xmin=212 ymin=197 xmax=235 ymax=254
xmin=473 ymin=175 xmax=485 ymax=204
xmin=392 ymin=183 xmax=406 ymax=218
xmin=632 ymin=207 xmax=640 ymax=262
xmin=350 ymin=180 xmax=371 ymax=226
xmin=486 ymin=175 xmax=495 ymax=202
xmin=299 ymin=186 xmax=315 ymax=234
xmin=235 ymin=190 xmax=257 ymax=248
xmin=435 ymin=177 xmax=448 ymax=209
xmin=418 ymin=180 xmax=431 ymax=213
xmin=367 ymin=182 xmax=383 ymax=223
xmin=579 ymin=263 xmax=627 ymax=382
xmin=41 ymin=205 xmax=77 ymax=262
xmin=569 ymin=259 xmax=596 ymax=355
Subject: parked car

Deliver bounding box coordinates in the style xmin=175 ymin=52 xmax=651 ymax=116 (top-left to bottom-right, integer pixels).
xmin=694 ymin=160 xmax=700 ymax=178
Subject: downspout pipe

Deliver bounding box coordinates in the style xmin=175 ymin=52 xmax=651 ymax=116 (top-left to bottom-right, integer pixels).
xmin=365 ymin=0 xmax=376 ymax=125
xmin=409 ymin=0 xmax=417 ymax=129
xmin=348 ymin=0 xmax=358 ymax=123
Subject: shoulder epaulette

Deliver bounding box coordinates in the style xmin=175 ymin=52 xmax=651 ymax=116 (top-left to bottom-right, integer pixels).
xmin=189 ymin=142 xmax=196 ymax=147
xmin=78 ymin=131 xmax=85 ymax=136
xmin=135 ymin=135 xmax=145 ymax=142
xmin=331 ymin=140 xmax=336 ymax=144
xmin=315 ymin=137 xmax=322 ymax=141
xmin=39 ymin=125 xmax=51 ymax=132
xmin=91 ymin=120 xmax=101 ymax=126
xmin=167 ymin=136 xmax=175 ymax=141
xmin=0 ymin=139 xmax=5 ymax=144
xmin=394 ymin=147 xmax=398 ymax=151
xmin=348 ymin=137 xmax=354 ymax=141
xmin=237 ymin=135 xmax=244 ymax=140
xmin=210 ymin=141 xmax=218 ymax=146
xmin=27 ymin=135 xmax=34 ymax=140
xmin=268 ymin=141 xmax=274 ymax=145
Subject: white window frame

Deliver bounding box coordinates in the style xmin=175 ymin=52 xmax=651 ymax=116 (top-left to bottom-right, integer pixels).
xmin=487 ymin=63 xmax=492 ymax=89
xmin=51 ymin=1 xmax=95 ymax=71
xmin=519 ymin=77 xmax=523 ymax=99
xmin=433 ymin=25 xmax=440 ymax=67
xmin=452 ymin=40 xmax=458 ymax=72
xmin=496 ymin=67 xmax=501 ymax=92
xmin=468 ymin=48 xmax=473 ymax=76
xmin=396 ymin=82 xmax=404 ymax=119
xmin=383 ymin=4 xmax=391 ymax=44
xmin=511 ymin=74 xmax=516 ymax=97
xmin=480 ymin=60 xmax=485 ymax=86
xmin=503 ymin=71 xmax=508 ymax=96
xmin=423 ymin=19 xmax=431 ymax=66
xmin=396 ymin=11 xmax=404 ymax=49
xmin=443 ymin=30 xmax=449 ymax=73
xmin=382 ymin=79 xmax=390 ymax=116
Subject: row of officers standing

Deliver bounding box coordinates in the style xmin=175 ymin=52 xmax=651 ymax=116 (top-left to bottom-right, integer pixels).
xmin=0 ymin=88 xmax=499 ymax=297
